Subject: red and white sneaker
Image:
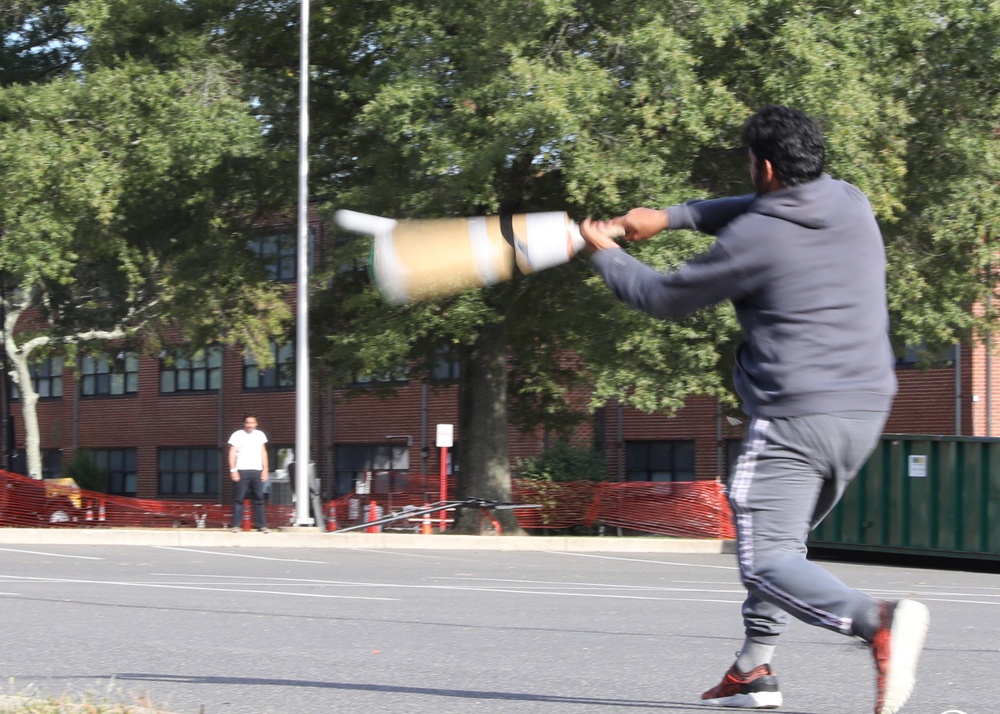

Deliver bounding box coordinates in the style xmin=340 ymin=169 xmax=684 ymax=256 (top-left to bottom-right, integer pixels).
xmin=701 ymin=663 xmax=782 ymax=709
xmin=871 ymin=599 xmax=930 ymax=714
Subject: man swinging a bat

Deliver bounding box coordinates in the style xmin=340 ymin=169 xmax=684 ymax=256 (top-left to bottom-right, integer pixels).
xmin=580 ymin=105 xmax=928 ymax=714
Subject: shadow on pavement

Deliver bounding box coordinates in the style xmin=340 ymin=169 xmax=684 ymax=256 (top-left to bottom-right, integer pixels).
xmin=102 ymin=673 xmax=818 ymax=713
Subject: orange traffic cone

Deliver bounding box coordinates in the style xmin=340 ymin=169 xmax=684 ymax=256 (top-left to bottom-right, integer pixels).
xmin=242 ymin=502 xmax=251 ymax=531
xmin=326 ymin=505 xmax=338 ymax=532
xmin=421 ymin=503 xmax=432 ymax=535
xmin=98 ymin=500 xmax=106 ymax=522
xmin=366 ymin=501 xmax=379 ymax=533
xmin=85 ymin=501 xmax=94 ymax=522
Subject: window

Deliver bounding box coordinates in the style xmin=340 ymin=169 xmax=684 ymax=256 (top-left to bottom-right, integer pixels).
xmin=266 ymin=446 xmax=296 ymax=496
xmin=80 ymin=352 xmax=139 ymax=396
xmin=160 ymin=346 xmax=222 ymax=393
xmin=11 ymin=356 xmax=63 ymax=399
xmin=244 ymin=341 xmax=295 ymax=389
xmin=42 ymin=449 xmax=62 ymax=479
xmin=430 ymin=348 xmax=460 ymax=382
xmin=625 ymin=440 xmax=696 ymax=482
xmin=267 ymin=446 xmax=295 ymax=474
xmin=248 ymin=229 xmax=314 ymax=282
xmin=895 ymin=343 xmax=957 ymax=369
xmin=349 ymin=364 xmax=409 ymax=386
xmin=334 ymin=444 xmax=409 ymax=497
xmin=91 ymin=449 xmax=138 ymax=496
xmin=158 ymin=447 xmax=219 ymax=497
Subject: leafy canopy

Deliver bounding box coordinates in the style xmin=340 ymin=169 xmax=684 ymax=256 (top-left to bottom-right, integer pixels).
xmin=0 ymin=0 xmax=293 ymax=357
xmin=294 ymin=0 xmax=996 ymax=422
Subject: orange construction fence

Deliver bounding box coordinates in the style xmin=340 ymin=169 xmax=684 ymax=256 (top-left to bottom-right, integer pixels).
xmin=0 ymin=470 xmax=292 ymax=530
xmin=318 ymin=478 xmax=735 ymax=539
xmin=0 ymin=470 xmax=734 ymax=539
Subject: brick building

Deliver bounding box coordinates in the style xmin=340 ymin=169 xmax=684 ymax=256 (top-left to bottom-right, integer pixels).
xmin=2 ymin=218 xmax=997 ymax=504
xmin=3 ymin=334 xmax=995 ymax=507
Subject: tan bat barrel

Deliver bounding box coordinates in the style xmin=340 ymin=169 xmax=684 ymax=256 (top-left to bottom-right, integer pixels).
xmin=335 ymin=210 xmax=589 ymax=305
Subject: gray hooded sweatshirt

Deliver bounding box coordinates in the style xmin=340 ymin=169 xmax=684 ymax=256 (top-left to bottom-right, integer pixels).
xmin=590 ymin=174 xmax=896 ymax=418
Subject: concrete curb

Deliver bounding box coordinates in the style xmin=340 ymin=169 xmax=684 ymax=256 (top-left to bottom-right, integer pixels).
xmin=0 ymin=528 xmax=735 ymax=554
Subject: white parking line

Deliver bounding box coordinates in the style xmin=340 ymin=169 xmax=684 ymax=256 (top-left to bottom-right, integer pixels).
xmin=864 ymin=587 xmax=1000 ymax=600
xmin=150 ymin=546 xmax=325 ymax=563
xmin=430 ymin=576 xmax=744 ymax=595
xmin=345 ymin=548 xmax=450 ymax=560
xmin=547 ymin=551 xmax=739 ymax=570
xmin=0 ymin=547 xmax=103 ymax=560
xmin=919 ymin=597 xmax=1000 ymax=606
xmin=152 ymin=572 xmax=740 ymax=602
xmin=0 ymin=574 xmax=398 ymax=601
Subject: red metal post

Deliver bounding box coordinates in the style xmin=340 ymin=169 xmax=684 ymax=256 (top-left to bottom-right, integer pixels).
xmin=439 ymin=445 xmax=448 ymax=532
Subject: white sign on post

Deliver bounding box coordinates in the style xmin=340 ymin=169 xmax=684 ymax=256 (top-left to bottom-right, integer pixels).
xmin=436 ymin=424 xmax=454 ymax=448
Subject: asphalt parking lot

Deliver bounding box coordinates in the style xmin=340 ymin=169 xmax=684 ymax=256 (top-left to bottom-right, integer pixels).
xmin=0 ymin=541 xmax=996 ymax=714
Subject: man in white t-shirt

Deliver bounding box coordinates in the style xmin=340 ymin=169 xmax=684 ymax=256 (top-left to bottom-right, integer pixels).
xmin=228 ymin=413 xmax=269 ymax=533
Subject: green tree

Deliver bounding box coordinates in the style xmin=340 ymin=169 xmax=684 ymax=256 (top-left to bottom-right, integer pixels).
xmin=8 ymin=0 xmax=989 ymax=518
xmin=1 ymin=1 xmax=78 ymax=86
xmin=274 ymin=0 xmax=997 ymax=533
xmin=64 ymin=450 xmax=109 ymax=493
xmin=301 ymin=0 xmax=746 ymax=534
xmin=515 ymin=441 xmax=610 ymax=483
xmin=0 ymin=1 xmax=291 ymax=478
xmin=879 ymin=0 xmax=1000 ymax=349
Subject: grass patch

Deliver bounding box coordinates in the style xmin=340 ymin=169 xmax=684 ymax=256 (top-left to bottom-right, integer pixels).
xmin=0 ymin=695 xmax=171 ymax=713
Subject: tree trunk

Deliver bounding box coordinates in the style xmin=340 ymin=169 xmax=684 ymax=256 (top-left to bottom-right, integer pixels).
xmin=452 ymin=317 xmax=525 ymax=535
xmin=6 ymin=343 xmax=42 ymax=479
xmin=2 ymin=290 xmax=128 ymax=482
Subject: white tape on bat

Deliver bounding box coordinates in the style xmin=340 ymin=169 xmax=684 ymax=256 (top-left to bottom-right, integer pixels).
xmin=334 ymin=210 xmax=399 ymax=236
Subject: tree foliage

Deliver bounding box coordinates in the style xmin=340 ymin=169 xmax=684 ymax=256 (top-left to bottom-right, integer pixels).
xmin=515 ymin=441 xmax=610 ymax=483
xmin=227 ymin=0 xmax=998 ymax=529
xmin=0 ymin=0 xmax=292 ymax=477
xmin=297 ymin=0 xmax=997 ymax=404
xmin=3 ymin=0 xmax=996 ymax=498
xmin=1 ymin=1 xmax=78 ymax=85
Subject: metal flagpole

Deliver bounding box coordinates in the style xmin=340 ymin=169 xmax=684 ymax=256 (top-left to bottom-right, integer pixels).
xmin=294 ymin=0 xmax=313 ymax=526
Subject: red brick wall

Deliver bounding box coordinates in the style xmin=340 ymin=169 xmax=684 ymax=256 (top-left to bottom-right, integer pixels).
xmin=328 ymin=380 xmax=581 ymax=481
xmin=12 ymin=357 xmax=988 ymax=500
xmin=886 ymin=346 xmax=1000 ymax=438
xmin=25 ymin=349 xmax=301 ymax=500
xmin=886 ymin=366 xmax=957 ymax=435
xmin=594 ymin=396 xmax=744 ymax=482
xmin=969 ymin=335 xmax=1000 ymax=437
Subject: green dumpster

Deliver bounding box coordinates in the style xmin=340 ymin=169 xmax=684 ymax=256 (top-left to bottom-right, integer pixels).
xmin=809 ymin=434 xmax=1000 ymax=561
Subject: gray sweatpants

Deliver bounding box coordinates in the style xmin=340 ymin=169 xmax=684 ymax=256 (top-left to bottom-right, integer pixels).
xmin=728 ymin=411 xmax=886 ymax=644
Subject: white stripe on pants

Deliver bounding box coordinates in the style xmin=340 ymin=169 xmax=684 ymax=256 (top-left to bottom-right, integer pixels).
xmin=728 ymin=412 xmax=885 ymax=642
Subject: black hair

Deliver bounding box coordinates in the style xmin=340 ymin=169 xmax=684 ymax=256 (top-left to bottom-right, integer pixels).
xmin=741 ymin=105 xmax=825 ymax=186
xmin=243 ymin=413 xmax=257 ymax=421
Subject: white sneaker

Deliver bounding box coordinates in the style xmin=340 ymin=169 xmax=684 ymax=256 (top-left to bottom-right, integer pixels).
xmin=871 ymin=599 xmax=930 ymax=714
